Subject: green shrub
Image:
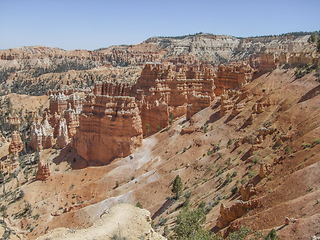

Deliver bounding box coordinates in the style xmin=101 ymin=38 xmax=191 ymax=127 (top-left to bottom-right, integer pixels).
xmin=229 ymin=226 xmax=252 ymax=240
xmin=253 ymin=157 xmax=259 ymax=164
xmin=232 ymin=171 xmax=238 ymax=177
xmin=173 ymin=207 xmax=207 ymax=239
xmin=227 ymin=139 xmax=233 ymax=147
xmin=285 ymin=146 xmax=292 ymax=154
xmin=225 ymin=173 xmax=232 ymax=184
xmin=198 ymin=201 xmax=206 ymax=209
xmin=184 ymin=191 xmax=191 ymax=199
xmin=263 ymin=229 xmax=279 ymax=240
xmin=248 ymin=170 xmax=255 ymax=179
xmin=136 ymin=202 xmax=143 ymax=209
xmin=231 ymin=185 xmax=238 ymax=195
xmin=169 ymin=113 xmax=174 ymax=125
xmin=304 ymin=143 xmax=311 ymax=148
xmin=163 ymin=226 xmax=170 ymax=237
xmin=314 ymin=138 xmax=320 ymax=145
xmin=240 ymin=178 xmax=247 ymax=185
xmin=182 ymin=198 xmax=190 ymax=208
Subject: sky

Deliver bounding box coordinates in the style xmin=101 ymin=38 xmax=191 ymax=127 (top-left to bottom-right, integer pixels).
xmin=1 ymin=0 xmax=319 ymax=50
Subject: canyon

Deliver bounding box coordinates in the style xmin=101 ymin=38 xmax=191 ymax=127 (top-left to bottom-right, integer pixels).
xmin=0 ymin=32 xmax=319 ymax=239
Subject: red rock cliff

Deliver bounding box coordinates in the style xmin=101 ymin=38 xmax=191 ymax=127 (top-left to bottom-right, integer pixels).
xmin=215 ymin=64 xmax=253 ymax=96
xmin=72 ymin=95 xmax=143 ymax=164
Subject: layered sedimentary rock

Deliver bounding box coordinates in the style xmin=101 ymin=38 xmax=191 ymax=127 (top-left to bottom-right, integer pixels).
xmin=30 ymin=117 xmax=54 ymax=151
xmin=215 ymin=64 xmax=253 ymax=96
xmin=220 ymin=91 xmax=234 ymax=117
xmin=8 ymin=131 xmax=23 ymax=156
xmin=138 ymin=99 xmax=169 ymax=134
xmin=259 ymin=51 xmax=320 ymax=72
xmin=35 ymin=159 xmax=51 ymax=181
xmin=259 ymin=53 xmax=279 ymax=72
xmin=49 ymin=93 xmax=68 ymax=115
xmin=50 ymin=93 xmax=84 ymax=115
xmin=56 ymin=63 xmax=261 ymax=163
xmin=136 ymin=64 xmax=216 ymax=123
xmin=72 ymin=95 xmax=143 ymax=164
xmin=93 ymin=81 xmax=132 ymax=96
xmin=187 ymin=94 xmax=211 ymax=119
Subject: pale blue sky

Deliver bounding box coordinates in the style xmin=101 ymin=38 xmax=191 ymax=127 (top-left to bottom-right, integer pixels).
xmin=1 ymin=0 xmax=319 ymax=50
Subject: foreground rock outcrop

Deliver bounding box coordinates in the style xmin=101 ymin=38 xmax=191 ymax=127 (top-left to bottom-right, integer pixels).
xmin=36 ymin=203 xmax=166 ymax=240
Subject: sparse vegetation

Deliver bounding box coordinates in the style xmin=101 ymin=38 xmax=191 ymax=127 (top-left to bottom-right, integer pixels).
xmin=231 ymin=185 xmax=238 ymax=195
xmin=173 ymin=204 xmax=210 ymax=240
xmin=169 ymin=113 xmax=174 ymax=125
xmin=136 ymin=202 xmax=143 ymax=209
xmin=285 ymin=146 xmax=292 ymax=154
xmin=248 ymin=170 xmax=255 ymax=179
xmin=263 ymin=229 xmax=279 ymax=240
xmin=229 ymin=226 xmax=252 ymax=240
xmin=314 ymin=138 xmax=320 ymax=145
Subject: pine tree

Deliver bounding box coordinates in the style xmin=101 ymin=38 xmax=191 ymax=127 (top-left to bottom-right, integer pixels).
xmin=172 ymin=175 xmax=183 ymax=199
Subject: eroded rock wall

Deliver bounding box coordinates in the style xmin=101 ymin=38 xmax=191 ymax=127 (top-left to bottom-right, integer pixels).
xmin=215 ymin=64 xmax=253 ymax=96
xmin=72 ymin=95 xmax=143 ymax=164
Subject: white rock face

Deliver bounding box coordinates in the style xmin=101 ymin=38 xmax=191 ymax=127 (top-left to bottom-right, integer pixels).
xmin=145 ymin=34 xmax=312 ymax=64
xmin=30 ymin=120 xmax=54 ymax=151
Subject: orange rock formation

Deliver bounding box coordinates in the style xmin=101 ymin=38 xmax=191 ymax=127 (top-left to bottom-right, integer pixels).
xmin=239 ymin=184 xmax=256 ymax=201
xmin=48 ymin=63 xmax=258 ymax=163
xmin=72 ymin=95 xmax=143 ymax=164
xmin=259 ymin=51 xmax=320 ymax=72
xmin=8 ymin=131 xmax=23 ymax=156
xmin=35 ymin=159 xmax=51 ymax=181
xmin=216 ymin=200 xmax=259 ymax=229
xmin=215 ymin=64 xmax=253 ymax=96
